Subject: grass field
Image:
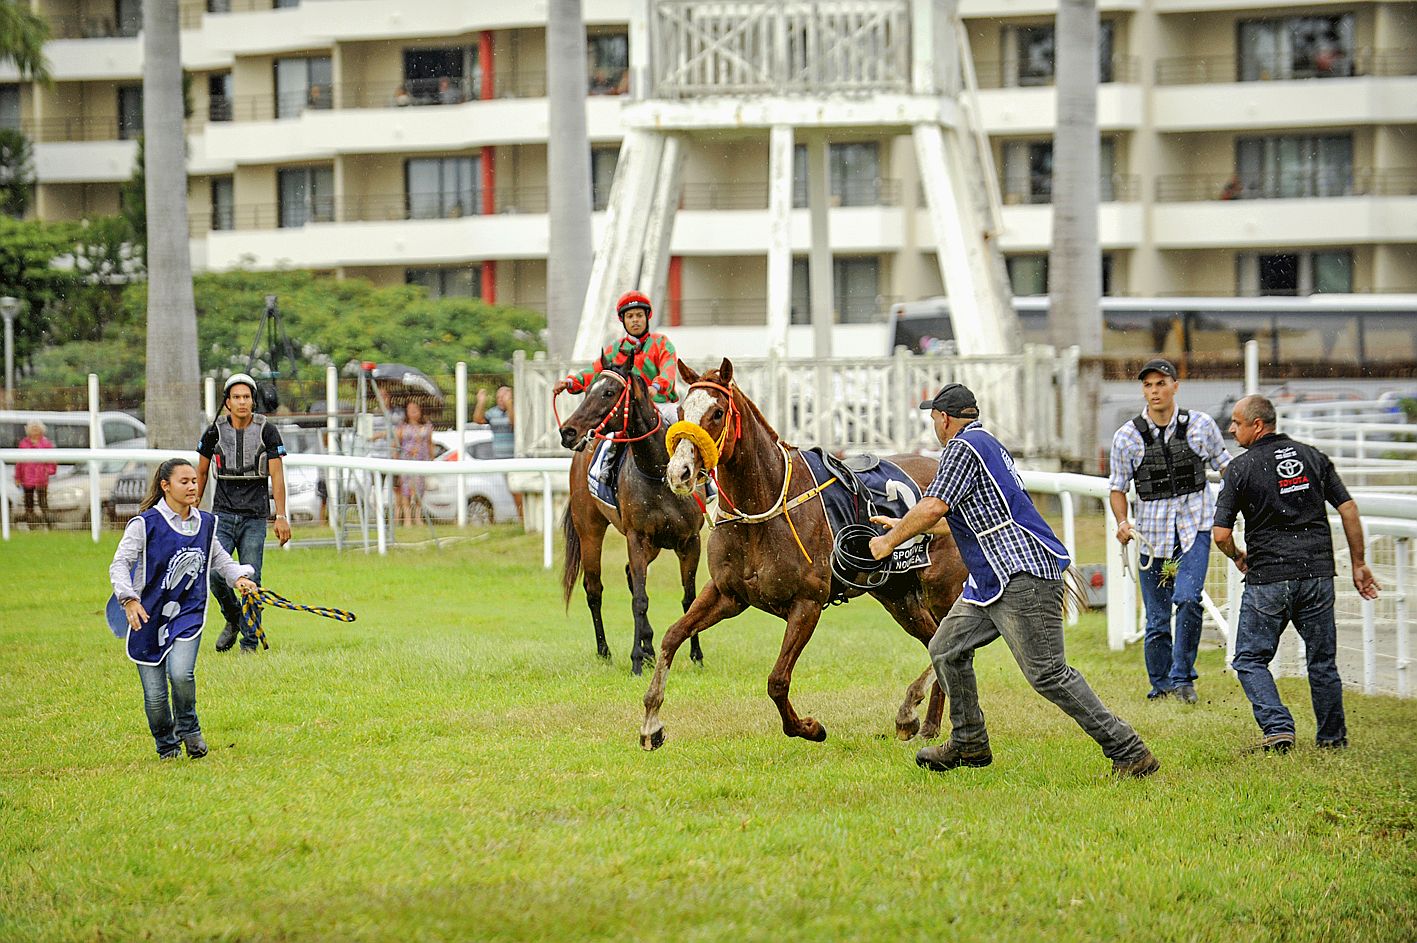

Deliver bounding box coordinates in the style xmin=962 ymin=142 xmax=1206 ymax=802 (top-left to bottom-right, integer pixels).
xmin=1 ymin=527 xmax=1414 ymax=942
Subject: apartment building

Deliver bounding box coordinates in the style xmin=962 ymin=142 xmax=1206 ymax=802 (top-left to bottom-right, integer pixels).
xmin=3 ymin=0 xmax=1414 ymax=341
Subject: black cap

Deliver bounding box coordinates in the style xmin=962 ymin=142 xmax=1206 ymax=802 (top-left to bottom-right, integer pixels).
xmin=1137 ymin=359 xmax=1179 ymax=381
xmin=919 ymin=383 xmax=979 ymax=418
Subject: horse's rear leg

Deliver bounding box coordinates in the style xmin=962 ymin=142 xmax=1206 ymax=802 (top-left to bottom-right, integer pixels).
xmin=579 ymin=512 xmax=612 ymax=661
xmin=678 ymin=536 xmax=704 ymax=665
xmin=641 ymin=583 xmax=744 ymax=750
xmin=876 ymin=591 xmax=948 ymax=741
xmin=767 ymin=598 xmax=828 ymax=742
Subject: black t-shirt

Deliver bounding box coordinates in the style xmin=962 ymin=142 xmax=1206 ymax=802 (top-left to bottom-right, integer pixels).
xmin=197 ymin=419 xmax=286 ymax=517
xmin=1213 ymin=433 xmax=1352 ymax=584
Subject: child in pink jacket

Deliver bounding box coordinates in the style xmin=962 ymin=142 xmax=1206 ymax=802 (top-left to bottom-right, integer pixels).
xmin=16 ymin=421 xmax=57 ymax=528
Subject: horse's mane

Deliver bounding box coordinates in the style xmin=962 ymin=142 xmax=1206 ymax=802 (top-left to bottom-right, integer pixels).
xmin=698 ymin=369 xmax=786 ymax=448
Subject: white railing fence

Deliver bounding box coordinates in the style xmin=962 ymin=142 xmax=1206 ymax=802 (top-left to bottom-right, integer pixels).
xmin=514 ymin=345 xmax=1082 ymax=461
xmin=1277 ymin=399 xmax=1417 ymax=494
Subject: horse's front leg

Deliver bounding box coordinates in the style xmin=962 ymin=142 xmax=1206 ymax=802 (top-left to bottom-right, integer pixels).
xmin=767 ymin=597 xmax=827 ymax=742
xmin=642 ymin=583 xmax=745 ymax=750
xmin=625 ymin=536 xmax=660 ymax=676
xmin=678 ymin=535 xmax=704 ymax=666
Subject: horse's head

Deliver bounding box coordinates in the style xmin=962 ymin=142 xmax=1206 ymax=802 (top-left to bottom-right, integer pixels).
xmin=666 ymin=358 xmax=737 ymax=494
xmin=558 ymin=359 xmax=638 ymax=451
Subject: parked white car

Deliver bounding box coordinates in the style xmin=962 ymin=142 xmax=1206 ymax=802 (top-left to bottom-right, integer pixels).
xmin=421 ymin=428 xmax=519 ymax=524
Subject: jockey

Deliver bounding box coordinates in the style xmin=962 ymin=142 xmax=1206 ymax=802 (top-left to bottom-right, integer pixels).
xmin=554 ymin=291 xmax=680 ymax=500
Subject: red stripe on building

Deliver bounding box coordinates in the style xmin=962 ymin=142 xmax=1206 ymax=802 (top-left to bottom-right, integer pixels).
xmin=668 ymin=256 xmax=683 ymax=327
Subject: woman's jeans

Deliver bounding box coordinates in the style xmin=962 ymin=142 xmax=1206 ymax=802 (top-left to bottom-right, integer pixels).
xmin=1138 ymin=532 xmax=1210 ymax=696
xmin=211 ymin=513 xmax=267 ymax=650
xmin=136 ymin=636 xmax=200 ymax=757
xmin=1232 ymin=576 xmax=1347 ymax=745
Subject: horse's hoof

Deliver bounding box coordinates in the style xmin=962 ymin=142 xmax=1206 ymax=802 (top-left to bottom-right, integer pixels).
xmin=802 ymin=719 xmax=828 ymax=743
xmin=640 ymin=726 xmax=666 ymax=751
xmin=597 ymin=651 xmax=612 ymax=662
xmin=919 ymin=723 xmax=941 ymax=741
xmin=631 ymin=662 xmax=644 ymax=677
xmin=896 ymin=717 xmax=922 ymax=741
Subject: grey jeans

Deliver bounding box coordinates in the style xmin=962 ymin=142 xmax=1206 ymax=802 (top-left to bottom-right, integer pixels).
xmin=929 ymin=572 xmax=1147 ymax=762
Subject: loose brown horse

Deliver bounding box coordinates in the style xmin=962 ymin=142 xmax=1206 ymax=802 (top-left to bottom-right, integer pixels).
xmin=639 ymin=358 xmax=971 ymax=750
xmin=559 ymin=359 xmax=706 ymax=675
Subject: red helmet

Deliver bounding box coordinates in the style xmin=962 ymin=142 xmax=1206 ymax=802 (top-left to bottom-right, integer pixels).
xmin=615 ymin=291 xmax=653 ymax=320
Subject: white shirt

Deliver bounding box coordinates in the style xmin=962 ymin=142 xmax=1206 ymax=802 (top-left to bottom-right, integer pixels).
xmin=109 ymin=500 xmax=254 ymax=602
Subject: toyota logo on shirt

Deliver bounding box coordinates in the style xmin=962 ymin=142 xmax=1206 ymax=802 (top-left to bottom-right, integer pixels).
xmin=1277 ymin=458 xmax=1304 ymax=478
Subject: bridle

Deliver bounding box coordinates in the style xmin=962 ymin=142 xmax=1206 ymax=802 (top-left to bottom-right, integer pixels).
xmin=556 ymin=369 xmax=664 ymax=448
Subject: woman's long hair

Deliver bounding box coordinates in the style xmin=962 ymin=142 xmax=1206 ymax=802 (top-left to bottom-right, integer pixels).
xmin=139 ymin=458 xmax=195 ymax=512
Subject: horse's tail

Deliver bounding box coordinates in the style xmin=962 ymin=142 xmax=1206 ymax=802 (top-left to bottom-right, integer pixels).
xmin=561 ymin=502 xmax=582 ymax=611
xmin=1063 ymin=565 xmax=1092 ymax=618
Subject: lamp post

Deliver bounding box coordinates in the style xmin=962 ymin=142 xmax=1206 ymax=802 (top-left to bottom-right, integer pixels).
xmin=0 ymin=296 xmax=18 ymax=409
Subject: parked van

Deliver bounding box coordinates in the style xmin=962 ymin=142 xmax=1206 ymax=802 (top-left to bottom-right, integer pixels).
xmin=0 ymin=410 xmax=147 ymax=524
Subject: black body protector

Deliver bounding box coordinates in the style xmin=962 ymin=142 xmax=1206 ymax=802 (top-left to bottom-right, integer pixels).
xmin=1131 ymin=410 xmax=1207 ymax=501
xmin=213 ymin=414 xmax=272 ymax=481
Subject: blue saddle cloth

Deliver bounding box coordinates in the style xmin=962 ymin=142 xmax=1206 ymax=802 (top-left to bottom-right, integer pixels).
xmin=799 ymin=449 xmax=933 ymax=576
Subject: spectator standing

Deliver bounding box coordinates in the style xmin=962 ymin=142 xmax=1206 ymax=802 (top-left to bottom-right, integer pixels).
xmin=393 ymin=398 xmax=435 ymax=528
xmin=474 ymin=384 xmax=522 ymax=518
xmin=15 ymin=420 xmax=56 ymax=529
xmin=109 ymin=458 xmax=256 ymax=759
xmin=869 ymin=384 xmax=1159 ymax=779
xmin=1213 ymin=395 xmax=1379 ymax=752
xmin=197 ymin=373 xmax=291 ymax=654
xmin=1109 ymin=358 xmax=1231 ymax=703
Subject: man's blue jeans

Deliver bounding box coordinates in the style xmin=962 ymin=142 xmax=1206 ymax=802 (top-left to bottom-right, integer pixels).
xmin=1232 ymin=577 xmax=1346 ymax=745
xmin=212 ymin=513 xmax=267 ymax=651
xmin=1138 ymin=532 xmax=1210 ymax=695
xmin=136 ymin=636 xmax=200 ymax=757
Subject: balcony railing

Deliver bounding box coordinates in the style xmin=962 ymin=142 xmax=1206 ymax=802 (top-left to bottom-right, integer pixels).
xmin=210 ymin=89 xmax=333 ymax=122
xmin=999 ymin=174 xmax=1140 ymax=206
xmin=1156 ymin=170 xmax=1417 ymax=202
xmin=1155 ymin=49 xmax=1417 ymax=85
xmin=678 ymin=296 xmax=898 ymax=327
xmin=971 ymin=55 xmax=1138 ymax=90
xmin=213 ymin=186 xmax=617 ymax=230
xmin=20 ymin=116 xmax=127 ymax=143
xmin=45 ymin=7 xmax=204 ymax=36
xmin=677 ymin=179 xmax=904 ymax=210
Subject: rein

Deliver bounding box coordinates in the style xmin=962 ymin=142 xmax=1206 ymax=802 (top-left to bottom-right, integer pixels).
xmin=554 ymin=370 xmax=664 ymax=445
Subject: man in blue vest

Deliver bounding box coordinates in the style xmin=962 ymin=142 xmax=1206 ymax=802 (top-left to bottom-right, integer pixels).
xmin=870 ymin=383 xmax=1159 ymax=778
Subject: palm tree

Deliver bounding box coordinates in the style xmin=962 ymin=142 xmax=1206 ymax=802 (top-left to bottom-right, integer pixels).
xmin=545 ymin=0 xmax=593 ymax=358
xmin=1049 ymin=0 xmax=1102 ymax=466
xmin=0 ymin=1 xmax=51 ymax=82
xmin=142 ymin=0 xmax=200 ymax=448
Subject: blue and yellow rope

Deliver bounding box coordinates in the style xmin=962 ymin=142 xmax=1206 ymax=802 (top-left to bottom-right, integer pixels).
xmin=240 ymin=588 xmax=357 ymax=650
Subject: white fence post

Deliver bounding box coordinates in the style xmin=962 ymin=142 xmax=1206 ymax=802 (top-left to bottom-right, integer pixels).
xmin=373 ymin=471 xmax=387 ymax=555
xmin=1396 ymin=537 xmax=1410 ymax=698
xmin=542 ymin=471 xmax=554 ymax=569
xmin=0 ymin=458 xmax=9 ymax=540
xmin=1105 ymin=495 xmax=1131 ymax=650
xmin=1061 ymin=491 xmax=1078 ymax=626
xmin=88 ymin=373 xmax=100 ymax=543
xmin=325 ymin=363 xmax=339 ymax=536
xmin=456 ymin=361 xmax=468 ymax=528
xmin=204 ymin=376 xmax=217 ymax=422
xmin=1244 ymin=339 xmax=1259 ymax=395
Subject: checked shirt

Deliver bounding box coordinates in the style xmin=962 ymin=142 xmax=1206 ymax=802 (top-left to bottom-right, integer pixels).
xmin=925 ymin=421 xmax=1063 ymax=584
xmin=1108 ymin=407 xmax=1230 ymax=557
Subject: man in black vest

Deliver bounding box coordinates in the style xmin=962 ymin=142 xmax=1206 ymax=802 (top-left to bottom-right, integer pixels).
xmin=1109 ymin=359 xmax=1231 ymax=702
xmin=1213 ymin=395 xmax=1378 ymax=752
xmin=197 ymin=373 xmax=291 ymax=653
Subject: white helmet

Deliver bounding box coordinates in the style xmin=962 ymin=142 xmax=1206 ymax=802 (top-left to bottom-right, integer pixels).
xmin=223 ymin=372 xmax=258 ymax=401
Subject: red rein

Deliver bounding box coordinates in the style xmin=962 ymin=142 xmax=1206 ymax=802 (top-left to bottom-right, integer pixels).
xmin=552 ymin=372 xmax=664 ymax=444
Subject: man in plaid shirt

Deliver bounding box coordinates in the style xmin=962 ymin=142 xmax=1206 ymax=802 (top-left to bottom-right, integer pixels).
xmin=871 ymin=383 xmax=1158 ymax=779
xmin=1109 ymin=359 xmax=1231 ymax=703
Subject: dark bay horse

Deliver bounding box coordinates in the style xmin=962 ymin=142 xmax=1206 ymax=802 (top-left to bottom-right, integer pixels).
xmin=638 ymin=358 xmax=972 ymax=750
xmin=559 ymin=360 xmax=705 ymax=675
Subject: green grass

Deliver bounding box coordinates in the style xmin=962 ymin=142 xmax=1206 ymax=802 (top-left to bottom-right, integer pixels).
xmin=1 ymin=529 xmax=1414 ymax=942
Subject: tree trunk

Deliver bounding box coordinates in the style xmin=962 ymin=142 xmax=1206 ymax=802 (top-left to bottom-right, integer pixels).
xmin=1049 ymin=0 xmax=1103 ymax=469
xmin=545 ymin=0 xmax=593 ymax=358
xmin=142 ymin=0 xmax=199 ymax=449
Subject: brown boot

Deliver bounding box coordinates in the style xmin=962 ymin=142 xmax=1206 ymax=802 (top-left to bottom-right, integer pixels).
xmin=916 ymin=740 xmax=993 ymax=772
xmin=1112 ymin=748 xmax=1161 ymax=779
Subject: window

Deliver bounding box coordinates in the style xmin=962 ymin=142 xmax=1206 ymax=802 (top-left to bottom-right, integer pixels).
xmin=406 ymin=157 xmax=479 ymax=219
xmin=789 ymin=258 xmax=882 ymax=324
xmin=1239 ymin=14 xmax=1354 ymax=81
xmin=587 ymin=33 xmax=629 ymax=94
xmin=208 ymin=73 xmax=232 ymax=122
xmin=118 ymin=86 xmax=143 ymax=140
xmin=403 ymin=47 xmax=477 ymax=105
xmin=273 ymin=0 xmax=299 ymax=8
xmin=206 ymin=0 xmax=230 ymax=12
xmin=274 ymin=56 xmax=332 ymax=119
xmin=1007 ymin=256 xmax=1048 ymax=295
xmin=792 ymin=142 xmax=881 ymax=207
xmin=1236 ymin=250 xmax=1353 ymax=296
xmin=591 ymin=147 xmax=618 ymax=210
xmin=407 ymin=266 xmax=482 ymax=299
xmin=1235 ymin=135 xmax=1352 ymax=199
xmin=0 ymin=86 xmax=18 ymax=131
xmin=211 ymin=176 xmax=234 ymax=231
xmin=277 ymin=166 xmax=334 ymax=227
xmin=1002 ymin=21 xmax=1115 ymax=87
xmin=1001 ymin=139 xmax=1115 ymax=204
xmin=103 ymin=419 xmax=141 ymax=445
xmin=116 ymin=0 xmax=142 ymax=37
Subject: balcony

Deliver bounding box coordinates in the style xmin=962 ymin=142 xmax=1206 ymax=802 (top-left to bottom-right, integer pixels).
xmin=971 ymin=55 xmax=1139 ymax=89
xmin=1153 ymin=171 xmax=1417 ymax=248
xmin=20 ymin=116 xmax=136 ymax=143
xmin=1155 ymin=49 xmax=1417 ymax=85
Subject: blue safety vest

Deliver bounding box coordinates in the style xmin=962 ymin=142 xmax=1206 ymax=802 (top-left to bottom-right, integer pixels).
xmin=943 ymin=427 xmax=1071 ymax=605
xmin=110 ymin=508 xmax=217 ymax=665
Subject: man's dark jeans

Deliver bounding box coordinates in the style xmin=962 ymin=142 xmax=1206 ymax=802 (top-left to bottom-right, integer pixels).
xmin=1232 ymin=576 xmax=1347 ymax=745
xmin=1137 ymin=532 xmax=1210 ymax=696
xmin=929 ymin=573 xmax=1148 ymax=763
xmin=212 ymin=513 xmax=267 ymax=651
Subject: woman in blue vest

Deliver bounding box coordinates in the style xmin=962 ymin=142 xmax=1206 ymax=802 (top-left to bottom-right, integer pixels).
xmin=108 ymin=459 xmax=257 ymax=759
xmin=869 ymin=384 xmax=1160 ymax=778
